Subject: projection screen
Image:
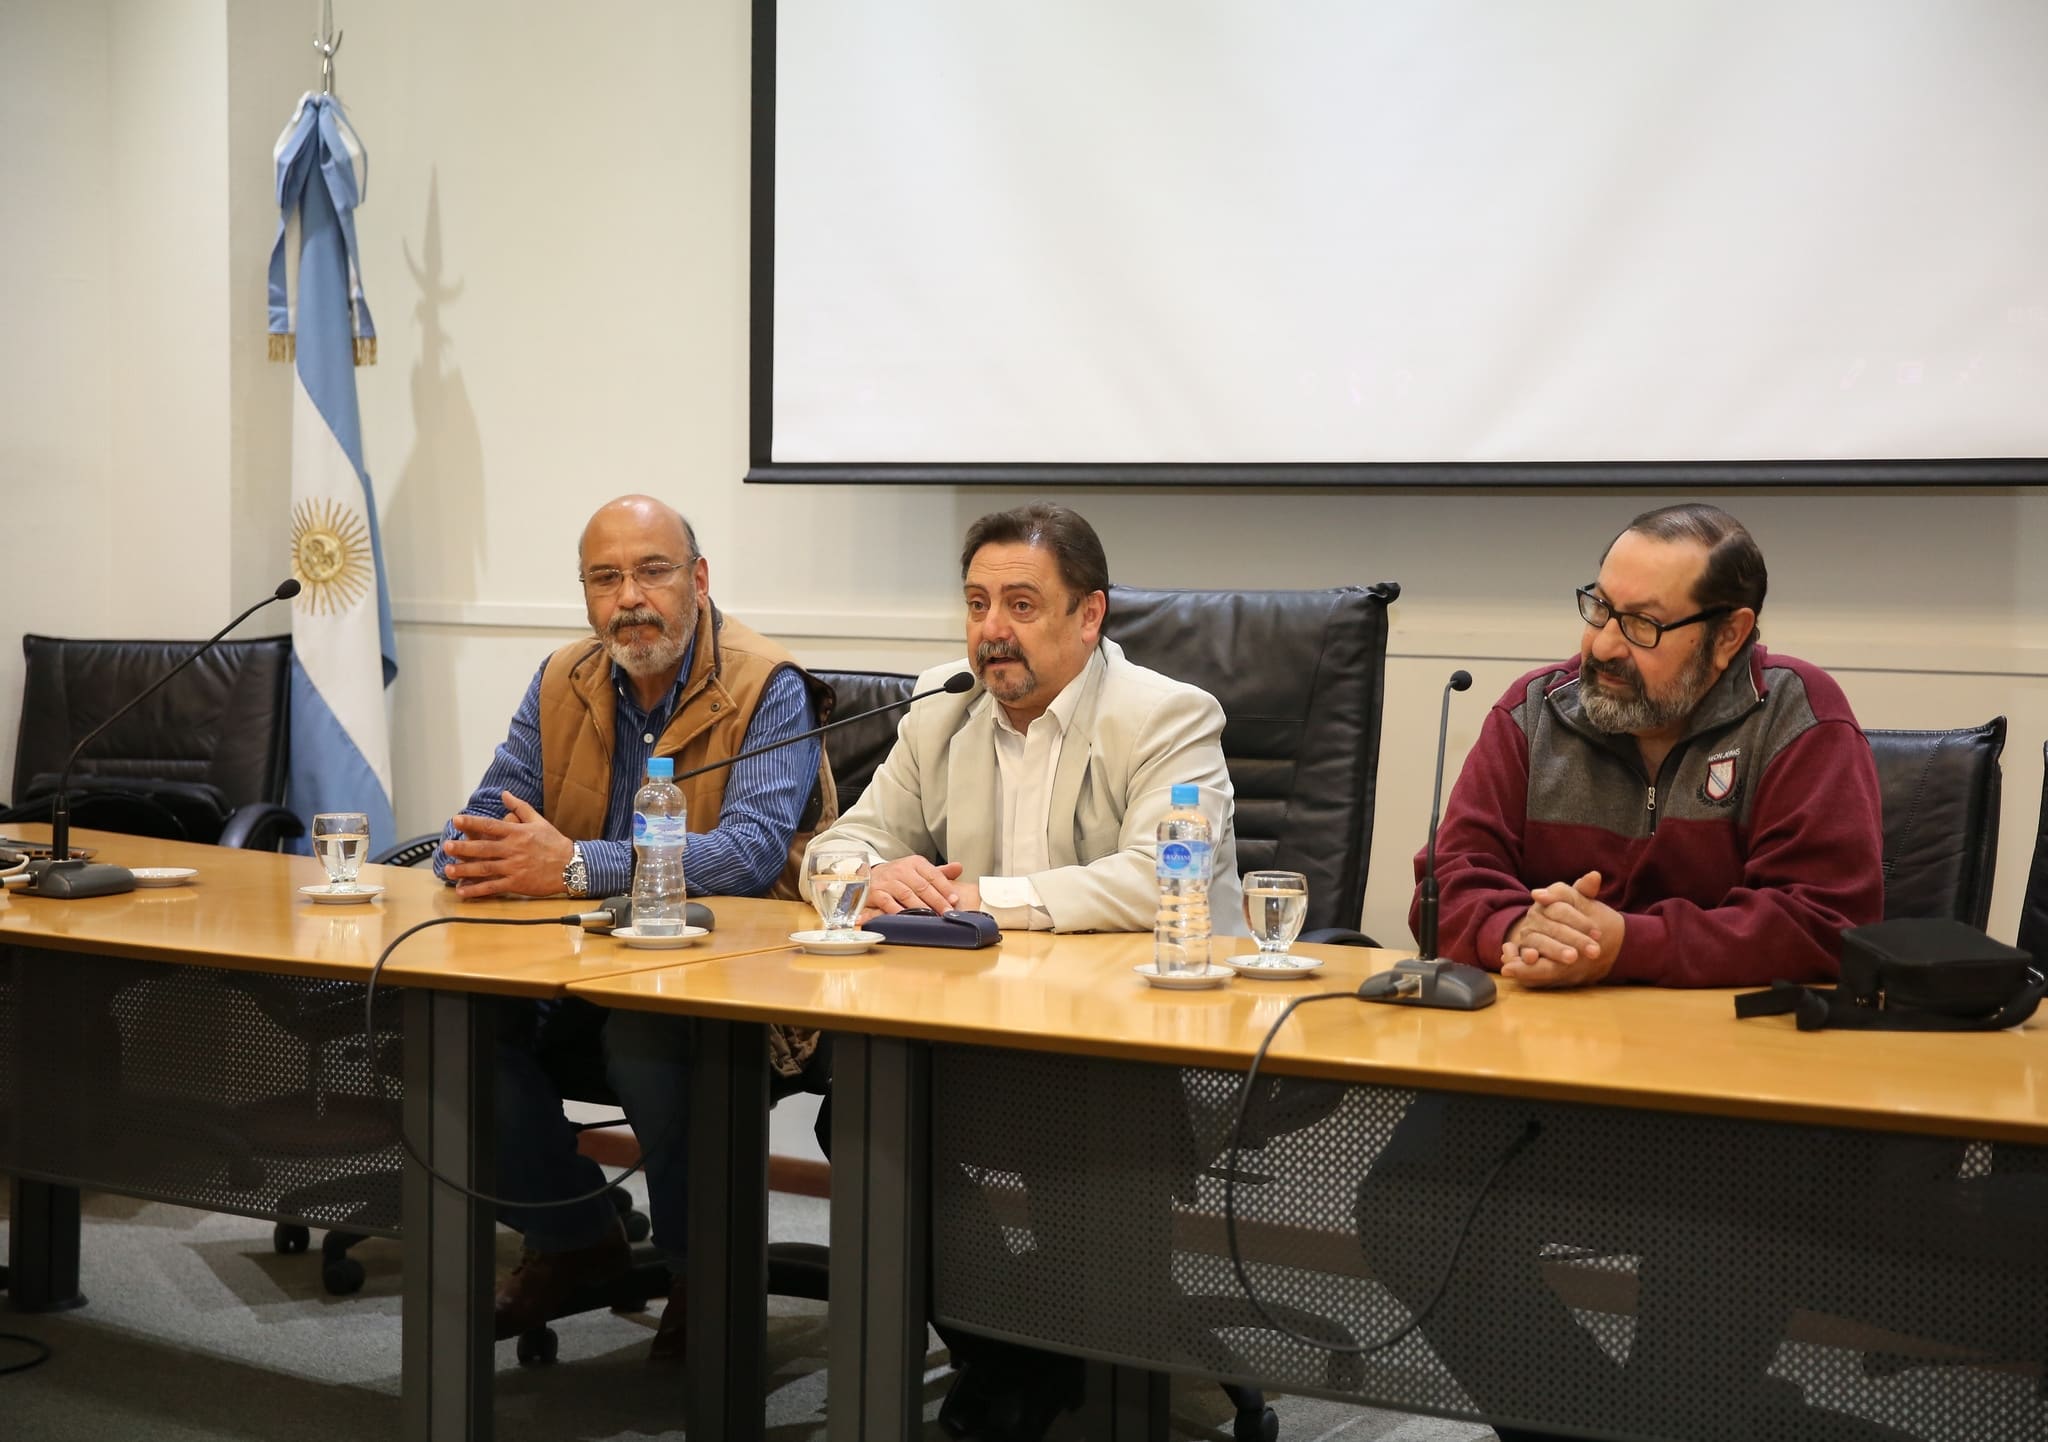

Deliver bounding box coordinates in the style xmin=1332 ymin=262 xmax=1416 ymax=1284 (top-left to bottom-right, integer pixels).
xmin=753 ymin=0 xmax=2048 ymax=486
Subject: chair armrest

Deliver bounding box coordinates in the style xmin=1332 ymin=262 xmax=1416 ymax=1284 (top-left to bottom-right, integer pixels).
xmin=219 ymin=803 xmax=306 ymax=852
xmin=1299 ymin=927 xmax=1381 ymax=948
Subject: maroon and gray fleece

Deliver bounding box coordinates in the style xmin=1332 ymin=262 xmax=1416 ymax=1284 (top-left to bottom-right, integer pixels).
xmin=1414 ymin=644 xmax=1884 ymax=988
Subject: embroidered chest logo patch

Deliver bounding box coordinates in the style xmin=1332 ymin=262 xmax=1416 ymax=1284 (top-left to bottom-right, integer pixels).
xmin=1701 ymin=747 xmax=1741 ymax=805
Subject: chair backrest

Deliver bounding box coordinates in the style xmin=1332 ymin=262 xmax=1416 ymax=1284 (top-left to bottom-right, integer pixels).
xmin=813 ymin=670 xmax=918 ymax=815
xmin=1104 ymin=583 xmax=1398 ymax=935
xmin=10 ymin=634 xmax=293 ymax=833
xmin=1866 ymin=718 xmax=2005 ymax=928
xmin=2018 ymin=742 xmax=2048 ymax=962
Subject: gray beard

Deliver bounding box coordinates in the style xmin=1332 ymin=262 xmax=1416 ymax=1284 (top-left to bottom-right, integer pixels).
xmin=606 ymin=606 xmax=689 ymax=678
xmin=1579 ymin=644 xmax=1716 ymax=736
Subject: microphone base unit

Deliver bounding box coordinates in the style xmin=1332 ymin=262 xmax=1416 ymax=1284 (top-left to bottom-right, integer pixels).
xmin=1358 ymin=957 xmax=1497 ymax=1010
xmin=20 ymin=859 xmax=138 ymax=899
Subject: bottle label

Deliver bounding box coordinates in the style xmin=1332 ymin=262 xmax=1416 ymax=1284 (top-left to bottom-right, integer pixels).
xmin=1157 ymin=839 xmax=1211 ymax=881
xmin=634 ymin=812 xmax=687 ymax=846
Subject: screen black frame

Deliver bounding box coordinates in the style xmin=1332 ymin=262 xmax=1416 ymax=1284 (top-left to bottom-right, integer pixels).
xmin=746 ymin=0 xmax=2048 ymax=491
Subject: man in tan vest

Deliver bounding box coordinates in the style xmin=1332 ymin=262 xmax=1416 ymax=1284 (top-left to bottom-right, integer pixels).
xmin=435 ymin=495 xmax=835 ymax=1359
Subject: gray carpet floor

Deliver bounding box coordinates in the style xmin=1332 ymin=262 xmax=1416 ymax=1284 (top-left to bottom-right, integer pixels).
xmin=0 ymin=1184 xmax=1495 ymax=1442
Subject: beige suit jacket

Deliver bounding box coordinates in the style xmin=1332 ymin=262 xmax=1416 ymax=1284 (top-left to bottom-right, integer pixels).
xmin=807 ymin=640 xmax=1245 ymax=935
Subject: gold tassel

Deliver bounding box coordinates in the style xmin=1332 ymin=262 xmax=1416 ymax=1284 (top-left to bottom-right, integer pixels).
xmin=268 ymin=332 xmax=296 ymax=362
xmin=354 ymin=335 xmax=378 ymax=367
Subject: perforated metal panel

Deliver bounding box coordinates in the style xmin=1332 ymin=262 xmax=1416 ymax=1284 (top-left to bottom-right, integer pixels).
xmin=2 ymin=944 xmax=404 ymax=1235
xmin=931 ymin=1045 xmax=2048 ymax=1442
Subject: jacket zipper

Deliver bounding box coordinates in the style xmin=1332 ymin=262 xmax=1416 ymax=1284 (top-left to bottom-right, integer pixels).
xmin=1645 ymin=783 xmax=1658 ymax=834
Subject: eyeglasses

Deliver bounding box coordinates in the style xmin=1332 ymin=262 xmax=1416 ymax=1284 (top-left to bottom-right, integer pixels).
xmin=1575 ymin=585 xmax=1731 ymax=649
xmin=579 ymin=561 xmax=689 ymax=594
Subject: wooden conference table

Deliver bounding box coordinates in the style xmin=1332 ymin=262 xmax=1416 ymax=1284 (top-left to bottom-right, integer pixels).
xmin=0 ymin=828 xmax=809 ymax=1442
xmin=573 ymin=928 xmax=2048 ymax=1442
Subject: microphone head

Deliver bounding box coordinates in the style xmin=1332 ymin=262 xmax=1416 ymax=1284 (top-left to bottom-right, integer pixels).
xmin=1449 ymin=669 xmax=1473 ymax=692
xmin=943 ymin=670 xmax=976 ymax=694
xmin=275 ymin=577 xmax=304 ymax=600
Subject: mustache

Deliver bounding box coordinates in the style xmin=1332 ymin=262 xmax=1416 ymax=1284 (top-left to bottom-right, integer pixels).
xmin=1583 ymin=655 xmax=1639 ymax=686
xmin=975 ymin=641 xmax=1027 ymax=667
xmin=609 ymin=607 xmax=667 ymax=638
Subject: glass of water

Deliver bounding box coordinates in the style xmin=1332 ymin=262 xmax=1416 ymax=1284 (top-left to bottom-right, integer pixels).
xmin=807 ymin=845 xmax=873 ymax=938
xmin=1242 ymin=870 xmax=1309 ymax=956
xmin=312 ymin=812 xmax=371 ymax=893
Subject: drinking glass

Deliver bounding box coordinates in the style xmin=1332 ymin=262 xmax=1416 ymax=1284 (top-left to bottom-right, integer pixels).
xmin=312 ymin=812 xmax=371 ymax=893
xmin=1242 ymin=870 xmax=1309 ymax=956
xmin=807 ymin=845 xmax=873 ymax=937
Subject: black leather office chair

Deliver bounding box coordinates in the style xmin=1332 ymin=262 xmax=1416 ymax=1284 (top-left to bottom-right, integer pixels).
xmin=0 ymin=633 xmax=301 ymax=850
xmin=813 ymin=669 xmax=922 ymax=813
xmin=1866 ymin=718 xmax=2006 ymax=926
xmin=1104 ymin=582 xmax=1398 ymax=940
xmin=2019 ymin=743 xmax=2048 ymax=964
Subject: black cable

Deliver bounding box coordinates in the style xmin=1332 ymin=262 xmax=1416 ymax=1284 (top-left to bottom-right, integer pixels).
xmin=0 ymin=1332 xmax=52 ymax=1376
xmin=1222 ymin=989 xmax=1542 ymax=1355
xmin=365 ymin=913 xmax=665 ymax=1210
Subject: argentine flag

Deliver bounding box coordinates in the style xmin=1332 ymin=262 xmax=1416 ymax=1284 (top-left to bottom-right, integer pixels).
xmin=270 ymin=94 xmax=396 ymax=848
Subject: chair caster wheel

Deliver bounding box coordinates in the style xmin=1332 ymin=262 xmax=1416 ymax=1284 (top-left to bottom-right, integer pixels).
xmin=1233 ymin=1406 xmax=1279 ymax=1442
xmin=622 ymin=1211 xmax=651 ymax=1243
xmin=517 ymin=1327 xmax=559 ymax=1366
xmin=322 ymin=1256 xmax=367 ymax=1295
xmin=273 ymin=1223 xmax=310 ymax=1255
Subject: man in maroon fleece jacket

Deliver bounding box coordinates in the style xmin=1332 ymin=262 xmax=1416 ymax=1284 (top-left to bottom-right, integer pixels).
xmin=1371 ymin=505 xmax=1895 ymax=1442
xmin=1420 ymin=502 xmax=1883 ymax=989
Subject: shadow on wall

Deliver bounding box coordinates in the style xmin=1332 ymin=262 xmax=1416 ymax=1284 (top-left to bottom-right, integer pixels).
xmin=382 ymin=167 xmax=486 ymax=608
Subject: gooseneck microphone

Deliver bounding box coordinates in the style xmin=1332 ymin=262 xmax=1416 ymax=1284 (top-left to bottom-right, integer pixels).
xmin=1416 ymin=668 xmax=1474 ymax=961
xmin=27 ymin=578 xmax=303 ymax=898
xmin=1357 ymin=668 xmax=1495 ymax=1010
xmin=669 ymin=669 xmax=975 ymax=787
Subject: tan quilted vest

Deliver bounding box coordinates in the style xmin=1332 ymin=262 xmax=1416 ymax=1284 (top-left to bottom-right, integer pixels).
xmin=534 ymin=605 xmax=836 ymax=901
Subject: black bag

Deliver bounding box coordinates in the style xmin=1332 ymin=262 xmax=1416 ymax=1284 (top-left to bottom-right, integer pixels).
xmin=1735 ymin=918 xmax=2043 ymax=1031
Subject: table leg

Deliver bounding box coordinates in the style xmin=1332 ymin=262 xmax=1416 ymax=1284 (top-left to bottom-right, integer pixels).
xmin=685 ymin=1018 xmax=770 ymax=1442
xmin=828 ymin=1034 xmax=930 ymax=1442
xmin=5 ymin=1177 xmax=84 ymax=1312
xmin=400 ymin=989 xmax=494 ymax=1442
xmin=1080 ymin=1363 xmax=1170 ymax=1442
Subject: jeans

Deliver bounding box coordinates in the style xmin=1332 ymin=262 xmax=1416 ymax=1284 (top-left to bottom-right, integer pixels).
xmin=493 ymin=996 xmax=695 ymax=1270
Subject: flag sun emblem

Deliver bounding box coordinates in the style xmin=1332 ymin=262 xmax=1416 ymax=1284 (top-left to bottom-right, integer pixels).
xmin=290 ymin=497 xmax=374 ymax=615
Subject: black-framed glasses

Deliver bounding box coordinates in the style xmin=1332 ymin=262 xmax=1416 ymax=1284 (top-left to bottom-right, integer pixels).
xmin=1575 ymin=585 xmax=1731 ymax=649
xmin=579 ymin=561 xmax=689 ymax=594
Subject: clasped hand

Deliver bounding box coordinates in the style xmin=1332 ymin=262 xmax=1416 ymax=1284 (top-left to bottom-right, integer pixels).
xmin=439 ymin=792 xmax=574 ymax=900
xmin=1500 ymin=869 xmax=1625 ymax=988
xmin=863 ymin=856 xmax=981 ymax=918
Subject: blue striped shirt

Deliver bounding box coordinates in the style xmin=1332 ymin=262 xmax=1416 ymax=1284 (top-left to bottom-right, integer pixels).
xmin=435 ymin=636 xmax=822 ymax=898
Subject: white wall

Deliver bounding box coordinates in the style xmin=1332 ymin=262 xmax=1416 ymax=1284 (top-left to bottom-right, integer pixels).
xmin=4 ymin=0 xmax=2044 ymax=965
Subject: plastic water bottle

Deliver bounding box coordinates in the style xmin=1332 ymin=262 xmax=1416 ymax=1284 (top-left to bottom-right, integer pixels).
xmin=630 ymin=756 xmax=688 ymax=936
xmin=1155 ymin=783 xmax=1213 ymax=974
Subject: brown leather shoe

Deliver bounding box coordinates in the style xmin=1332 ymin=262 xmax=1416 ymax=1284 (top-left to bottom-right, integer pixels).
xmin=648 ymin=1276 xmax=686 ymax=1363
xmin=493 ymin=1223 xmax=631 ymax=1340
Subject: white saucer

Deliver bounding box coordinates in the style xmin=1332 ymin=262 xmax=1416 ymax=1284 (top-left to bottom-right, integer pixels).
xmin=130 ymin=867 xmax=198 ymax=888
xmin=299 ymin=883 xmax=385 ymax=904
xmin=789 ymin=929 xmax=885 ymax=956
xmin=1222 ymin=952 xmax=1325 ymax=979
xmin=1132 ymin=962 xmax=1230 ymax=990
xmin=612 ymin=925 xmax=710 ymax=949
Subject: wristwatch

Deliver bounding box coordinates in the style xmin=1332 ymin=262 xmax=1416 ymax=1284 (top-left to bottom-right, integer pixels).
xmin=562 ymin=842 xmax=590 ymax=898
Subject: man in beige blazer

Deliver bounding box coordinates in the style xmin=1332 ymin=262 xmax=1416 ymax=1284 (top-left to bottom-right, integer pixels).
xmin=804 ymin=502 xmax=1244 ymax=1441
xmin=805 ymin=502 xmax=1244 ymax=935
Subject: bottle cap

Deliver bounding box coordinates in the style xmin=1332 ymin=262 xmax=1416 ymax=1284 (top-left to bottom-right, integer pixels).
xmin=1171 ymin=783 xmax=1199 ymax=807
xmin=647 ymin=757 xmax=674 ymax=779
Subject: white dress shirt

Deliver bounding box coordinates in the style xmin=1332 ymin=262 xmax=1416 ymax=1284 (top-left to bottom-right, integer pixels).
xmin=976 ymin=651 xmax=1098 ymax=930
